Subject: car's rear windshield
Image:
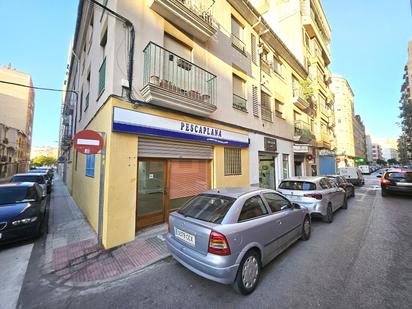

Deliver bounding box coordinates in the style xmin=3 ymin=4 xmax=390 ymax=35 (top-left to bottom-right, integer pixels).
xmin=177 ymin=194 xmax=236 ymax=224
xmin=11 ymin=175 xmax=45 ymax=184
xmin=387 ymin=172 xmax=412 ymax=182
xmin=0 ymin=187 xmax=34 ymax=205
xmin=279 ymin=181 xmax=316 ymax=191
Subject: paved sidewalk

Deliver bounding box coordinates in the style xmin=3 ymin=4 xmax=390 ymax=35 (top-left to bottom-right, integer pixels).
xmin=44 ymin=175 xmax=170 ymax=285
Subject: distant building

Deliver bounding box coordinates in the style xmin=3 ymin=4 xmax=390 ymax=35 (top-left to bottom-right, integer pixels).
xmin=371 ymin=143 xmax=383 ymax=162
xmin=377 ymin=139 xmax=399 ymax=161
xmin=330 ymin=74 xmax=356 ymax=167
xmin=31 ymin=145 xmax=58 ymax=159
xmin=0 ymin=65 xmax=35 ymax=178
xmin=365 ymin=135 xmax=373 ymax=163
xmin=352 ymin=114 xmax=366 ymax=163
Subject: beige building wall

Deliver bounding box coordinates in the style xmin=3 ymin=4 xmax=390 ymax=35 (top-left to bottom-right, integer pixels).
xmin=330 ymin=74 xmax=355 ymax=159
xmin=352 ymin=114 xmax=366 ymax=159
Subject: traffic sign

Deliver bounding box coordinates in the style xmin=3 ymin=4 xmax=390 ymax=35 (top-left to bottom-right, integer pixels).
xmin=73 ymin=130 xmax=104 ymax=155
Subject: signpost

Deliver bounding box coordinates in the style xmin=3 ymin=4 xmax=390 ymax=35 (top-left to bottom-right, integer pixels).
xmin=73 ymin=130 xmax=105 ymax=248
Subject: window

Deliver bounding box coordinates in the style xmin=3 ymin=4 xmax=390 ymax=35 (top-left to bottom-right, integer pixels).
xmin=231 ymin=16 xmax=245 ymax=53
xmin=292 ymin=75 xmax=300 ymax=97
xmin=79 ymin=90 xmax=83 ymax=121
xmin=98 ymin=57 xmax=106 ymax=96
xmin=238 ymin=196 xmax=268 ymax=222
xmin=224 ymin=147 xmax=241 ymax=176
xmin=275 ymin=100 xmax=284 ymax=118
xmin=272 ymin=56 xmax=283 ymax=76
xmin=319 ymin=178 xmax=331 ymax=189
xmin=282 ymin=154 xmax=289 ymax=179
xmin=251 ymin=33 xmax=257 ymax=64
xmin=177 ymin=194 xmax=235 ymax=224
xmin=261 ymin=91 xmax=272 ymax=122
xmin=232 ymin=74 xmax=247 ymax=111
xmin=263 ymin=193 xmax=291 ymax=213
xmin=85 ymin=155 xmax=95 ymax=177
xmin=279 ymin=181 xmax=316 ymax=191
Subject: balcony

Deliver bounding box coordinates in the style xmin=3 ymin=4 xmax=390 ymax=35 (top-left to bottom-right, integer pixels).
xmin=233 ymin=94 xmax=247 ymax=112
xmin=149 ymin=0 xmax=216 ymax=42
xmin=63 ymin=102 xmax=74 ymax=116
xmin=317 ymin=132 xmax=332 ymax=148
xmin=62 ymin=116 xmax=70 ymax=126
xmin=294 ymin=120 xmax=314 ymax=143
xmin=141 ymin=42 xmax=217 ymax=117
xmin=292 ymin=86 xmax=311 ymax=111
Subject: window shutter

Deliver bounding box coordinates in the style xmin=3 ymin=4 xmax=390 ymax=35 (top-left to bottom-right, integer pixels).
xmin=251 ymin=34 xmax=257 ymax=64
xmin=252 ymin=85 xmax=259 ymax=117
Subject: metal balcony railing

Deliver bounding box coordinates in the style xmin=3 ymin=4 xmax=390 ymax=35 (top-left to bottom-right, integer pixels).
xmin=294 ymin=120 xmax=313 ymax=139
xmin=143 ymin=42 xmax=217 ymax=106
xmin=233 ymin=94 xmax=247 ymax=111
xmin=231 ymin=34 xmax=246 ymax=53
xmin=179 ymin=0 xmax=215 ymax=26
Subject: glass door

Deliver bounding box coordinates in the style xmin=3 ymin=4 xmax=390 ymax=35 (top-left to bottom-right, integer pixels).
xmin=136 ymin=160 xmax=166 ymax=230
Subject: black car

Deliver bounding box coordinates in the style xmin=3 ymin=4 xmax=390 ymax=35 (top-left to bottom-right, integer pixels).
xmin=30 ymin=168 xmax=54 ymax=180
xmin=327 ymin=175 xmax=355 ymax=199
xmin=10 ymin=173 xmax=51 ymax=195
xmin=0 ymin=182 xmax=47 ymax=245
xmin=380 ymin=169 xmax=412 ymax=197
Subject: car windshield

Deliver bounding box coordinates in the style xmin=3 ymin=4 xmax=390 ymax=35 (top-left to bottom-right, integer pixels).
xmin=0 ymin=187 xmax=33 ymax=205
xmin=11 ymin=175 xmax=45 ymax=184
xmin=279 ymin=181 xmax=316 ymax=191
xmin=177 ymin=194 xmax=236 ymax=224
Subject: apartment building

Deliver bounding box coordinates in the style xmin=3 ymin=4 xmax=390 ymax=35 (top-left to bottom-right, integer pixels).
xmin=0 ymin=66 xmax=34 ymax=178
xmin=371 ymin=143 xmax=383 ymax=162
xmin=352 ymin=114 xmax=366 ymax=164
xmin=59 ymin=0 xmax=334 ymax=248
xmin=270 ymin=0 xmax=336 ymax=175
xmin=330 ymin=74 xmax=355 ymax=167
xmin=399 ymin=40 xmax=412 ymax=165
xmin=365 ymin=134 xmax=373 ymax=163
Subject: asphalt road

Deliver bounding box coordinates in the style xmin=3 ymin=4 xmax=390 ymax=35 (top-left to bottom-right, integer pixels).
xmin=21 ymin=174 xmax=412 ymax=309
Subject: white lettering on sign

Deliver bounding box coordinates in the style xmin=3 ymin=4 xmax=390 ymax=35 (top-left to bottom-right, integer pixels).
xmin=77 ymin=139 xmax=100 ymax=146
xmin=179 ymin=122 xmax=222 ymax=137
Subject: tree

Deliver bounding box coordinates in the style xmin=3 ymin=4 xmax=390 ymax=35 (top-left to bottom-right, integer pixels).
xmin=31 ymin=155 xmax=57 ymax=166
xmin=376 ymin=159 xmax=387 ymax=166
xmin=387 ymin=158 xmax=399 ymax=165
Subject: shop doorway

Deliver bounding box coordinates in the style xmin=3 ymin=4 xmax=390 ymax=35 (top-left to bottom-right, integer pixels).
xmin=294 ymin=161 xmax=303 ymax=176
xmin=259 ymin=154 xmax=276 ymax=189
xmin=136 ymin=160 xmax=167 ymax=229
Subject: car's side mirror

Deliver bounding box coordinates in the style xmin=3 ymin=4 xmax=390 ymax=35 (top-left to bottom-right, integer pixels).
xmin=292 ymin=203 xmax=301 ymax=209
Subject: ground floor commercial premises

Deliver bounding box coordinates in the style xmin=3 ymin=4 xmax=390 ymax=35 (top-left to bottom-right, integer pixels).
xmin=67 ymin=97 xmax=319 ymax=248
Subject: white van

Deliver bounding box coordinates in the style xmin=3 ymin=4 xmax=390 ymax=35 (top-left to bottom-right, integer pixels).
xmin=338 ymin=167 xmax=365 ymax=186
xmin=358 ymin=165 xmax=372 ymax=175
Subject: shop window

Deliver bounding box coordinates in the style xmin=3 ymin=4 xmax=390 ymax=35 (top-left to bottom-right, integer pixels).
xmin=85 ymin=155 xmax=95 ymax=177
xmin=282 ymin=154 xmax=289 ymax=179
xmin=224 ymin=148 xmax=242 ymax=176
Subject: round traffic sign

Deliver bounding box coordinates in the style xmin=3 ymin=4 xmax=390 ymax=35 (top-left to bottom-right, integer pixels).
xmin=72 ymin=130 xmax=104 ymax=155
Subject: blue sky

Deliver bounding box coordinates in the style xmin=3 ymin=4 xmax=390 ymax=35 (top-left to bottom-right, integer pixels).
xmin=323 ymin=0 xmax=412 ymax=141
xmin=0 ymin=0 xmax=78 ymax=148
xmin=0 ymin=1 xmax=411 ymax=147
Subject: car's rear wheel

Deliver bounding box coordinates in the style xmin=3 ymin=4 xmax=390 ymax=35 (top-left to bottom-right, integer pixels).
xmin=381 ymin=188 xmax=389 ymax=197
xmin=351 ymin=188 xmax=355 ymax=198
xmin=301 ymin=216 xmax=311 ymax=241
xmin=233 ymin=250 xmax=261 ymax=295
xmin=323 ymin=204 xmax=333 ymax=223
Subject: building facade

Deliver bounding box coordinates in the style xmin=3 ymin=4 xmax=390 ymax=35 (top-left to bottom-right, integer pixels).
xmin=330 ymin=74 xmax=355 ymax=167
xmin=399 ymin=40 xmax=412 ymax=165
xmin=59 ymin=0 xmax=334 ymax=248
xmin=352 ymin=114 xmax=366 ymax=164
xmin=371 ymin=143 xmax=383 ymax=162
xmin=0 ymin=66 xmax=34 ymax=178
xmin=365 ymin=134 xmax=373 ymax=163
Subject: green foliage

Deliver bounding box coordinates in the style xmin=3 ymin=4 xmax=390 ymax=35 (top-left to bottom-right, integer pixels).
xmin=387 ymin=158 xmax=399 ymax=165
xmin=300 ymin=79 xmax=314 ymax=98
xmin=376 ymin=159 xmax=387 ymax=165
xmin=31 ymin=155 xmax=57 ymax=166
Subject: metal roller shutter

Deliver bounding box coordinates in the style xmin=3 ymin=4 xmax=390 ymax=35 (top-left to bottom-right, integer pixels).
xmin=138 ymin=138 xmax=213 ymax=159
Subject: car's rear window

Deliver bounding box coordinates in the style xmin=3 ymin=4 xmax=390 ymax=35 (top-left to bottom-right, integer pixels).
xmin=11 ymin=175 xmax=45 ymax=184
xmin=387 ymin=172 xmax=412 ymax=182
xmin=279 ymin=181 xmax=316 ymax=191
xmin=177 ymin=194 xmax=235 ymax=224
xmin=0 ymin=187 xmax=35 ymax=205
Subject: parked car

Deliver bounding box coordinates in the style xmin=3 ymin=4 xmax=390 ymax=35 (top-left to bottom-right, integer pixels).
xmin=10 ymin=173 xmax=49 ymax=196
xmin=338 ymin=167 xmax=365 ymax=186
xmin=326 ymin=175 xmax=355 ymax=199
xmin=30 ymin=168 xmax=54 ymax=180
xmin=166 ymin=187 xmax=311 ymax=295
xmin=358 ymin=165 xmax=372 ymax=175
xmin=0 ymin=182 xmax=47 ymax=244
xmin=380 ymin=168 xmax=412 ymax=197
xmin=277 ymin=176 xmax=347 ymax=223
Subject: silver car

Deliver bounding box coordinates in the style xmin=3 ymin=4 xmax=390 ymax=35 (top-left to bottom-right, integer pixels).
xmin=277 ymin=176 xmax=347 ymax=223
xmin=166 ymin=187 xmax=310 ymax=295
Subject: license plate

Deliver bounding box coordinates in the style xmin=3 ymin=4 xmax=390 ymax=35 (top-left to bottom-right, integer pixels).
xmin=286 ymin=195 xmax=302 ymax=201
xmin=175 ymin=228 xmax=195 ymax=246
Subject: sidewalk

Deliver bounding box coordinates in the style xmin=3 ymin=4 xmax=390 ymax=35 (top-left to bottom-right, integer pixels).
xmin=43 ymin=175 xmax=170 ymax=285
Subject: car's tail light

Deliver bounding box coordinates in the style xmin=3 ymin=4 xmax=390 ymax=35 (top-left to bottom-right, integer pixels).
xmin=304 ymin=193 xmax=323 ymax=200
xmin=208 ymin=231 xmax=231 ymax=256
xmin=381 ymin=178 xmax=391 ymax=185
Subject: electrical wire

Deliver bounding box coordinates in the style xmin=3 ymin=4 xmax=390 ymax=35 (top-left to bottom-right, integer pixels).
xmin=0 ymin=80 xmax=78 ymax=95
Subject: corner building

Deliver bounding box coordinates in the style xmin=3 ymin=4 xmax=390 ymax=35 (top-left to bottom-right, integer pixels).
xmin=60 ymin=0 xmax=333 ymax=248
